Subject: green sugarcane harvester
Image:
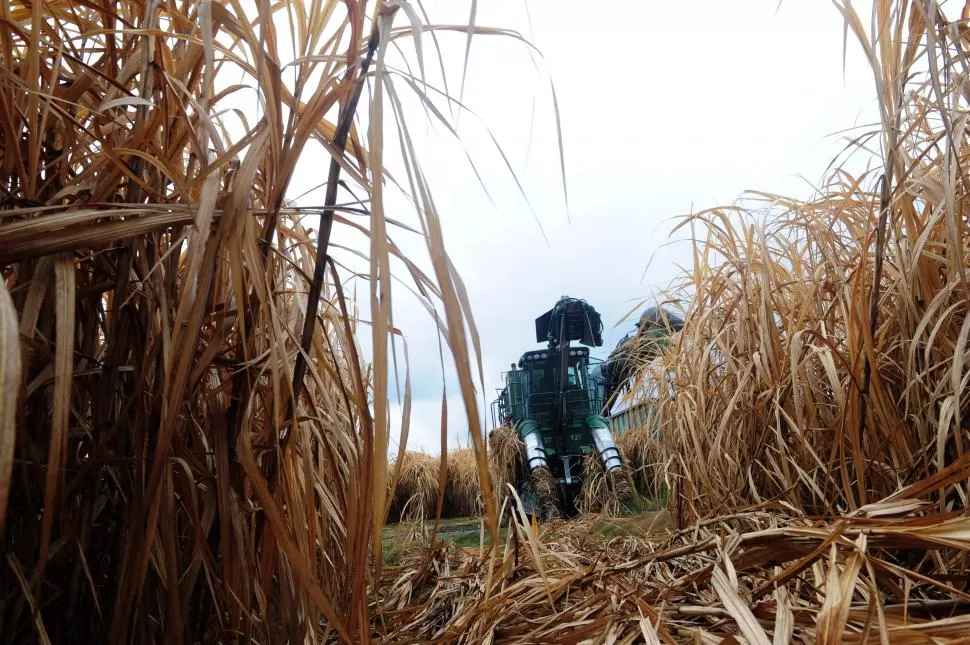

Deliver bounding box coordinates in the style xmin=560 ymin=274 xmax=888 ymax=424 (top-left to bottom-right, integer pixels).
xmin=490 ymin=296 xmax=684 ymax=520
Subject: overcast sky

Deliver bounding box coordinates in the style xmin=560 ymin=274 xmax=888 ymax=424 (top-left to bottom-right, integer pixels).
xmin=281 ymin=1 xmax=883 ymax=454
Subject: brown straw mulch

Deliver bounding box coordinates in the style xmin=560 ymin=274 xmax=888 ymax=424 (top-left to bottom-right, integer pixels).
xmin=529 ymin=467 xmax=562 ymax=521
xmin=578 ymin=449 xmax=635 ymax=516
xmin=386 ymin=430 xmax=527 ymax=522
xmin=616 ymin=426 xmax=665 ymax=499
xmin=488 ymin=426 xmax=524 ymax=505
xmin=376 ymin=472 xmax=970 ymax=643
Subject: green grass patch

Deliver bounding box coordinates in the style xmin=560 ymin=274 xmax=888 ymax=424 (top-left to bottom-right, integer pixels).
xmin=383 ymin=545 xmax=404 ymax=566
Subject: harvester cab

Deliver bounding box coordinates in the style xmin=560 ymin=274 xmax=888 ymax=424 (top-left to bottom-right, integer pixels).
xmin=490 ymin=297 xmax=626 ymax=520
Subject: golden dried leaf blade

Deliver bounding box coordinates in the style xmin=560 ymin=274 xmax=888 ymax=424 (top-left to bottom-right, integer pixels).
xmin=0 ymin=277 xmax=21 ymax=538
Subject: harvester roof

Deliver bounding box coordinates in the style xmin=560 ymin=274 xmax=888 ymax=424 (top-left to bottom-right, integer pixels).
xmin=517 ymin=346 xmax=589 ymax=368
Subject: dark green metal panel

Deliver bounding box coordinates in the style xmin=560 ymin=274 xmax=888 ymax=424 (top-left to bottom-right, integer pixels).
xmin=493 ymin=348 xmax=602 ymax=456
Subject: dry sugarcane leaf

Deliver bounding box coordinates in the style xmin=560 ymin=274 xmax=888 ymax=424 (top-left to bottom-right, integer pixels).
xmin=0 ymin=277 xmax=21 ymax=538
xmin=711 ymin=564 xmax=771 ymax=645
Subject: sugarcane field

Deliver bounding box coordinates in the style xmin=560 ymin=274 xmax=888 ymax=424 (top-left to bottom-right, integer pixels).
xmin=4 ymin=0 xmax=970 ymax=643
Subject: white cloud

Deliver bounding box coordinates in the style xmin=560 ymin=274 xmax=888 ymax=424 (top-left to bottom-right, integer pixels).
xmin=387 ymin=392 xmax=478 ymax=456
